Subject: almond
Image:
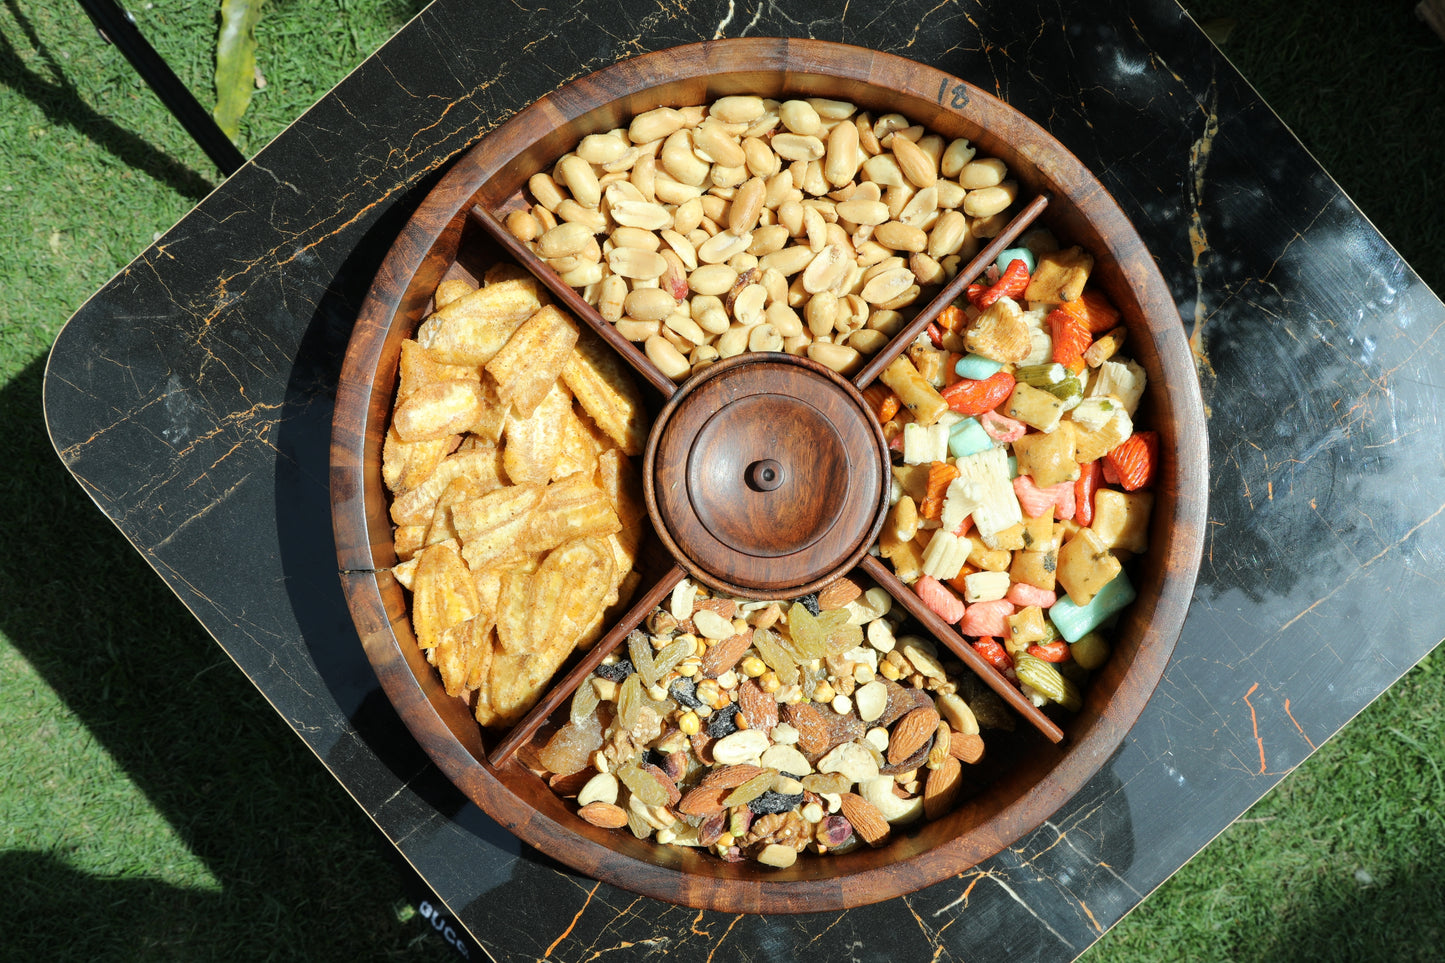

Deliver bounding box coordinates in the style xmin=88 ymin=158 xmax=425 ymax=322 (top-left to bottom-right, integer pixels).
xmin=699 ymin=628 xmax=752 ymax=676
xmin=838 ymin=791 xmax=891 ymax=847
xmin=738 ymin=679 xmax=779 ymax=732
xmin=693 ymin=597 xmax=738 ymax=621
xmin=677 ymin=786 xmax=732 ymax=816
xmin=923 ymin=755 xmax=962 ymax=821
xmin=578 ymin=801 xmax=629 ymax=829
xmin=816 ymin=576 xmax=863 ymax=611
xmin=887 ymin=706 xmax=939 ymax=766
xmin=699 ymin=763 xmax=767 ymax=790
xmin=548 ymin=768 xmax=595 ymax=797
xmin=949 ymin=732 xmax=986 ymax=764
xmin=783 ymin=702 xmax=831 ymax=755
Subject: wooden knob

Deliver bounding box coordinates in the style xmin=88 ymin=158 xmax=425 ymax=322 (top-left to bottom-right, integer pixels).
xmin=644 ymin=353 xmax=889 ymax=598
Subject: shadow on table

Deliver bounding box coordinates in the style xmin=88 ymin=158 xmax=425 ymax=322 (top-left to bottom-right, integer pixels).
xmin=8 ymin=359 xmax=448 ymax=959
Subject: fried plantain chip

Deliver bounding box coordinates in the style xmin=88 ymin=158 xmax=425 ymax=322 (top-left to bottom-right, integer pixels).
xmin=563 ymin=329 xmax=649 ymax=456
xmin=464 ymin=622 xmax=496 ymax=694
xmin=393 ymin=524 xmax=428 ymax=561
xmin=397 ymin=339 xmax=479 ymax=401
xmin=394 ymin=378 xmax=486 ymax=442
xmin=411 ymin=543 xmax=480 ymax=651
xmin=493 ymin=563 xmax=536 ymax=655
xmin=433 ymin=278 xmax=476 ymax=309
xmin=435 ymin=617 xmax=484 ymax=698
xmin=416 ymin=280 xmax=541 ymax=366
xmin=382 ymin=425 xmax=457 ymax=494
xmin=543 ymin=537 xmax=616 ymax=654
xmin=452 ymin=482 xmax=545 ymax=571
xmin=486 ymin=304 xmax=580 ymax=418
xmin=501 ymin=380 xmax=572 ymax=486
xmin=466 ymin=377 xmax=509 ymax=444
xmin=548 ymin=402 xmax=602 ymax=482
xmin=390 ymin=446 xmax=506 ymax=526
xmin=424 ymin=475 xmax=490 ymax=548
xmin=525 ymin=474 xmax=622 ymax=553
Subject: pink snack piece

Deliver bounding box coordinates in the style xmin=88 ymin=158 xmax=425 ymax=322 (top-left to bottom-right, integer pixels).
xmin=979 ymin=408 xmax=1027 ymax=443
xmin=915 ymin=575 xmax=966 ymax=624
xmin=1007 ymin=582 xmax=1057 ymax=608
xmin=1012 ymin=474 xmax=1077 ymax=521
xmin=958 ymin=598 xmax=1015 ymax=637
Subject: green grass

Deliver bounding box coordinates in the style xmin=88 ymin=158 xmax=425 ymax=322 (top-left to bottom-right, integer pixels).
xmin=2 ymin=1 xmax=1442 ymax=961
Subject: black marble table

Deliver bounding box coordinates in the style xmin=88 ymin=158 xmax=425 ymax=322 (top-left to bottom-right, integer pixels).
xmin=43 ymin=1 xmax=1445 ymax=960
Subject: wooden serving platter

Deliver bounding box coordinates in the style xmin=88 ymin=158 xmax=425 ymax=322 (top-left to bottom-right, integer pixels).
xmin=330 ymin=38 xmax=1208 ymax=914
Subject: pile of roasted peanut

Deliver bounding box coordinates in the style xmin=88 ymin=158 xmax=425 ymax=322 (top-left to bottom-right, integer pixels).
xmin=525 ymin=576 xmax=1014 ymax=867
xmin=506 ymin=95 xmax=1019 ymax=381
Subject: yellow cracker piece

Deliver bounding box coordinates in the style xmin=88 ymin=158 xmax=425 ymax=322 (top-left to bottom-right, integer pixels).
xmin=502 ymin=380 xmax=573 ymax=486
xmin=486 ymin=304 xmax=581 ymax=418
xmin=562 ymin=329 xmax=649 ymax=455
xmin=389 ymin=447 xmax=505 ymax=526
xmin=1023 ymin=246 xmax=1094 ymax=304
xmin=416 ymin=280 xmax=541 ymax=366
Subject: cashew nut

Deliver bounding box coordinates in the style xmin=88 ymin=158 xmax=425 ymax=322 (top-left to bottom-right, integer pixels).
xmin=859 ymin=775 xmax=924 ymax=825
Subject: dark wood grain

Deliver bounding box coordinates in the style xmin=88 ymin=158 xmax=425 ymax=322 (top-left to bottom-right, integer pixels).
xmin=330 ymin=37 xmax=1208 ymax=915
xmin=644 ymin=353 xmax=889 ymax=598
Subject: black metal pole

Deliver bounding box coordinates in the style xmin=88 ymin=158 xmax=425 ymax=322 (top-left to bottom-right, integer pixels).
xmin=77 ymin=0 xmax=247 ymax=177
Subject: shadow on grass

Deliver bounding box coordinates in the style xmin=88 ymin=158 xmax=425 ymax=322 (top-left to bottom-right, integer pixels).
xmin=3 ymin=358 xmax=448 ymax=959
xmin=0 ymin=0 xmax=216 ymax=201
xmin=1265 ymin=862 xmax=1445 ymax=963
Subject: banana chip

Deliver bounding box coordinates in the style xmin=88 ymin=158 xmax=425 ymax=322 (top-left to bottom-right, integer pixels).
xmin=388 ymin=267 xmax=652 ymax=730
xmin=390 ymin=447 xmax=506 ymax=526
xmin=451 ymin=483 xmax=545 ymax=571
xmin=502 ymin=380 xmax=572 ymax=486
xmin=525 ymin=473 xmax=622 ymax=553
xmin=486 ymin=304 xmax=580 ymax=418
xmin=563 ymin=329 xmax=649 ymax=456
xmin=416 ymin=279 xmax=542 ymax=366
xmin=382 ymin=425 xmax=455 ymax=494
xmin=411 ymin=544 xmax=481 ymax=651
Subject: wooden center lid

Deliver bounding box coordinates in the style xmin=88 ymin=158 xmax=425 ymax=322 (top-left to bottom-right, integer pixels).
xmin=644 ymin=353 xmax=890 ymax=598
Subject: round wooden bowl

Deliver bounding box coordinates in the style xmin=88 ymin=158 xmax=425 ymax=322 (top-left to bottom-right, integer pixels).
xmin=331 ymin=38 xmax=1208 ymax=914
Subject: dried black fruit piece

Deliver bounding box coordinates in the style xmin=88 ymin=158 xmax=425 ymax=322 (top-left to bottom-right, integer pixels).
xmin=748 ymin=790 xmax=804 ymax=815
xmin=669 ymin=676 xmax=703 ymax=709
xmin=642 ymin=748 xmax=667 ymax=770
xmin=707 ymin=702 xmax=740 ymax=738
xmin=593 ymin=659 xmax=635 ymax=682
xmin=793 ymin=592 xmax=821 ymax=616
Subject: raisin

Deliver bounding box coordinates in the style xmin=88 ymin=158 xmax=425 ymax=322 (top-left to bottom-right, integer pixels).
xmin=793 ymin=592 xmax=821 ymax=616
xmin=669 ymin=676 xmax=703 ymax=709
xmin=707 ymin=702 xmax=740 ymax=738
xmin=748 ymin=790 xmax=805 ymax=815
xmin=594 ymin=659 xmax=634 ymax=682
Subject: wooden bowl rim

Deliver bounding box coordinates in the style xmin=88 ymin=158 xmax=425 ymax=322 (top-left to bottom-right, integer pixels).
xmin=330 ymin=37 xmax=1208 ymax=914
